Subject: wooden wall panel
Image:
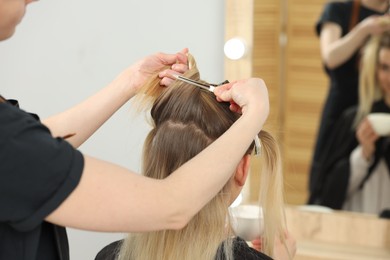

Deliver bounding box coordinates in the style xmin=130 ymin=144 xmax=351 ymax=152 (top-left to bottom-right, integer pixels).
xmin=284 ymin=0 xmax=328 ymax=204
xmin=252 ymin=1 xmax=281 ymax=131
xmin=251 ymin=1 xmax=282 ymax=202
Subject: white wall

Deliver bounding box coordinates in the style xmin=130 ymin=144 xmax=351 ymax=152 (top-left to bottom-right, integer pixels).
xmin=0 ymin=0 xmax=225 ymax=259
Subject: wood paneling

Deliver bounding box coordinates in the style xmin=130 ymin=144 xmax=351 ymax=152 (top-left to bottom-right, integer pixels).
xmin=252 ymin=0 xmax=282 ymax=135
xmin=283 ymin=0 xmax=328 ymax=204
xmin=250 ymin=0 xmax=282 ymax=202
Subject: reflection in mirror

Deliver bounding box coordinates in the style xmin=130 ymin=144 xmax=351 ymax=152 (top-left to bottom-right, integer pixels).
xmin=224 ymin=1 xmax=390 ymax=259
xmin=225 ymin=0 xmax=329 ymax=206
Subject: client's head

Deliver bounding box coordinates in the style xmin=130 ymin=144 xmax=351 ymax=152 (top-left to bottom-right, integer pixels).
xmin=143 ymin=75 xmax=253 ymax=205
xmin=119 ymin=54 xmax=285 ymax=260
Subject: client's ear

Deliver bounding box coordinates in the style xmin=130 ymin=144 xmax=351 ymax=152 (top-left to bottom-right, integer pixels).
xmin=234 ymin=154 xmax=251 ymax=187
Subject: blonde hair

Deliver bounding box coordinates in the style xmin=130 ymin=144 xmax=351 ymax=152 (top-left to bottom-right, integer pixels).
xmin=354 ymin=32 xmax=390 ymax=126
xmin=118 ymin=54 xmax=287 ymax=259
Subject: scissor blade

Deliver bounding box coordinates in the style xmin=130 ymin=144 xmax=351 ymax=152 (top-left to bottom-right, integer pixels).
xmin=175 ymin=75 xmax=214 ymax=92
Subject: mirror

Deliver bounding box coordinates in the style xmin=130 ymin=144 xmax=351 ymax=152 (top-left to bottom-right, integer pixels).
xmin=225 ymin=0 xmax=329 ymax=205
xmin=225 ymin=2 xmax=390 ymax=259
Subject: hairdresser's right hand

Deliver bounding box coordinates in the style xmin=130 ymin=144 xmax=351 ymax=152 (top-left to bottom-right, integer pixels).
xmin=214 ymin=78 xmax=269 ymax=123
xmin=359 ymin=15 xmax=390 ymax=36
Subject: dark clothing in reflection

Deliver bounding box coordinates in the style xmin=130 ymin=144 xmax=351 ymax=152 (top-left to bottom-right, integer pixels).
xmin=309 ymin=1 xmax=383 ymax=196
xmin=309 ymin=100 xmax=390 ymax=210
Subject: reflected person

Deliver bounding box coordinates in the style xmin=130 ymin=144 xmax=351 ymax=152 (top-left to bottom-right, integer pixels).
xmin=309 ymin=31 xmax=390 ymax=214
xmin=309 ymin=0 xmax=390 ymax=200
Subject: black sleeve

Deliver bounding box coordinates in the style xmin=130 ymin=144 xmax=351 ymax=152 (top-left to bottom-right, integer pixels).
xmin=315 ymin=2 xmax=350 ymax=36
xmin=0 ymin=103 xmax=84 ymax=232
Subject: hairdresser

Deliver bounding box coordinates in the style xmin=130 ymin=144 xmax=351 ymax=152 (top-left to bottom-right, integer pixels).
xmin=0 ymin=1 xmax=270 ymax=259
xmin=309 ymin=0 xmax=390 ymax=200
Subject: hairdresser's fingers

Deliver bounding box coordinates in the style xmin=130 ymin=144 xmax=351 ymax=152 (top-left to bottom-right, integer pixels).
xmin=157 ymin=70 xmax=173 ymax=87
xmin=216 ymin=82 xmax=244 ymax=113
xmin=158 ymin=69 xmax=182 ymax=79
xmin=157 ymin=50 xmax=187 ymax=66
xmin=158 ymin=67 xmax=187 ymax=87
xmin=177 ymin=48 xmax=189 ymax=65
xmin=159 ymin=77 xmax=175 ymax=87
xmin=179 ymin=47 xmax=189 ymax=55
xmin=229 ymin=103 xmax=241 ymax=114
xmin=215 ymin=79 xmax=255 ymax=105
xmin=156 ymin=53 xmax=179 ymax=66
xmin=171 ymin=63 xmax=189 ymax=74
xmin=215 ymin=78 xmax=269 ymax=118
xmin=157 ymin=48 xmax=189 ymax=88
xmin=214 ymin=82 xmax=235 ymax=102
xmin=215 ymin=81 xmax=234 ymax=92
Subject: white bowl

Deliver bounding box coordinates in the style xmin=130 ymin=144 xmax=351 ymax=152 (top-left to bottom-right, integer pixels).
xmin=229 ymin=205 xmax=263 ymax=241
xmin=367 ymin=113 xmax=390 ymax=136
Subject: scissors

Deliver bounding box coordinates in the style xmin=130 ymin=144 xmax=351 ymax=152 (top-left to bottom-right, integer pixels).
xmin=174 ymin=75 xmax=229 ymax=93
xmin=174 ymin=74 xmax=261 ymax=155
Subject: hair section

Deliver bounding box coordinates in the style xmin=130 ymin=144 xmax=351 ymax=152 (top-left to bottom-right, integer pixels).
xmin=119 ymin=54 xmax=287 ymax=259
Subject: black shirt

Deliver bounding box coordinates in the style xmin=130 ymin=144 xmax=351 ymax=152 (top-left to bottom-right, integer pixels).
xmin=315 ymin=0 xmax=383 ymax=126
xmin=0 ymin=97 xmax=84 ymax=260
xmin=316 ymin=1 xmax=381 ymax=96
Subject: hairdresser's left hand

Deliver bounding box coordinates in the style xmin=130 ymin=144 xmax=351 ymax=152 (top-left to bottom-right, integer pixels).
xmin=114 ymin=48 xmax=189 ymax=98
xmin=157 ymin=49 xmax=189 ymax=86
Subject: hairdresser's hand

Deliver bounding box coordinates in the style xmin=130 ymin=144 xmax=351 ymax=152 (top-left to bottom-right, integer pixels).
xmin=359 ymin=15 xmax=390 ymax=36
xmin=114 ymin=48 xmax=189 ymax=98
xmin=214 ymin=78 xmax=269 ymax=122
xmin=158 ymin=48 xmax=189 ymax=86
xmin=356 ymin=118 xmax=379 ymax=161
